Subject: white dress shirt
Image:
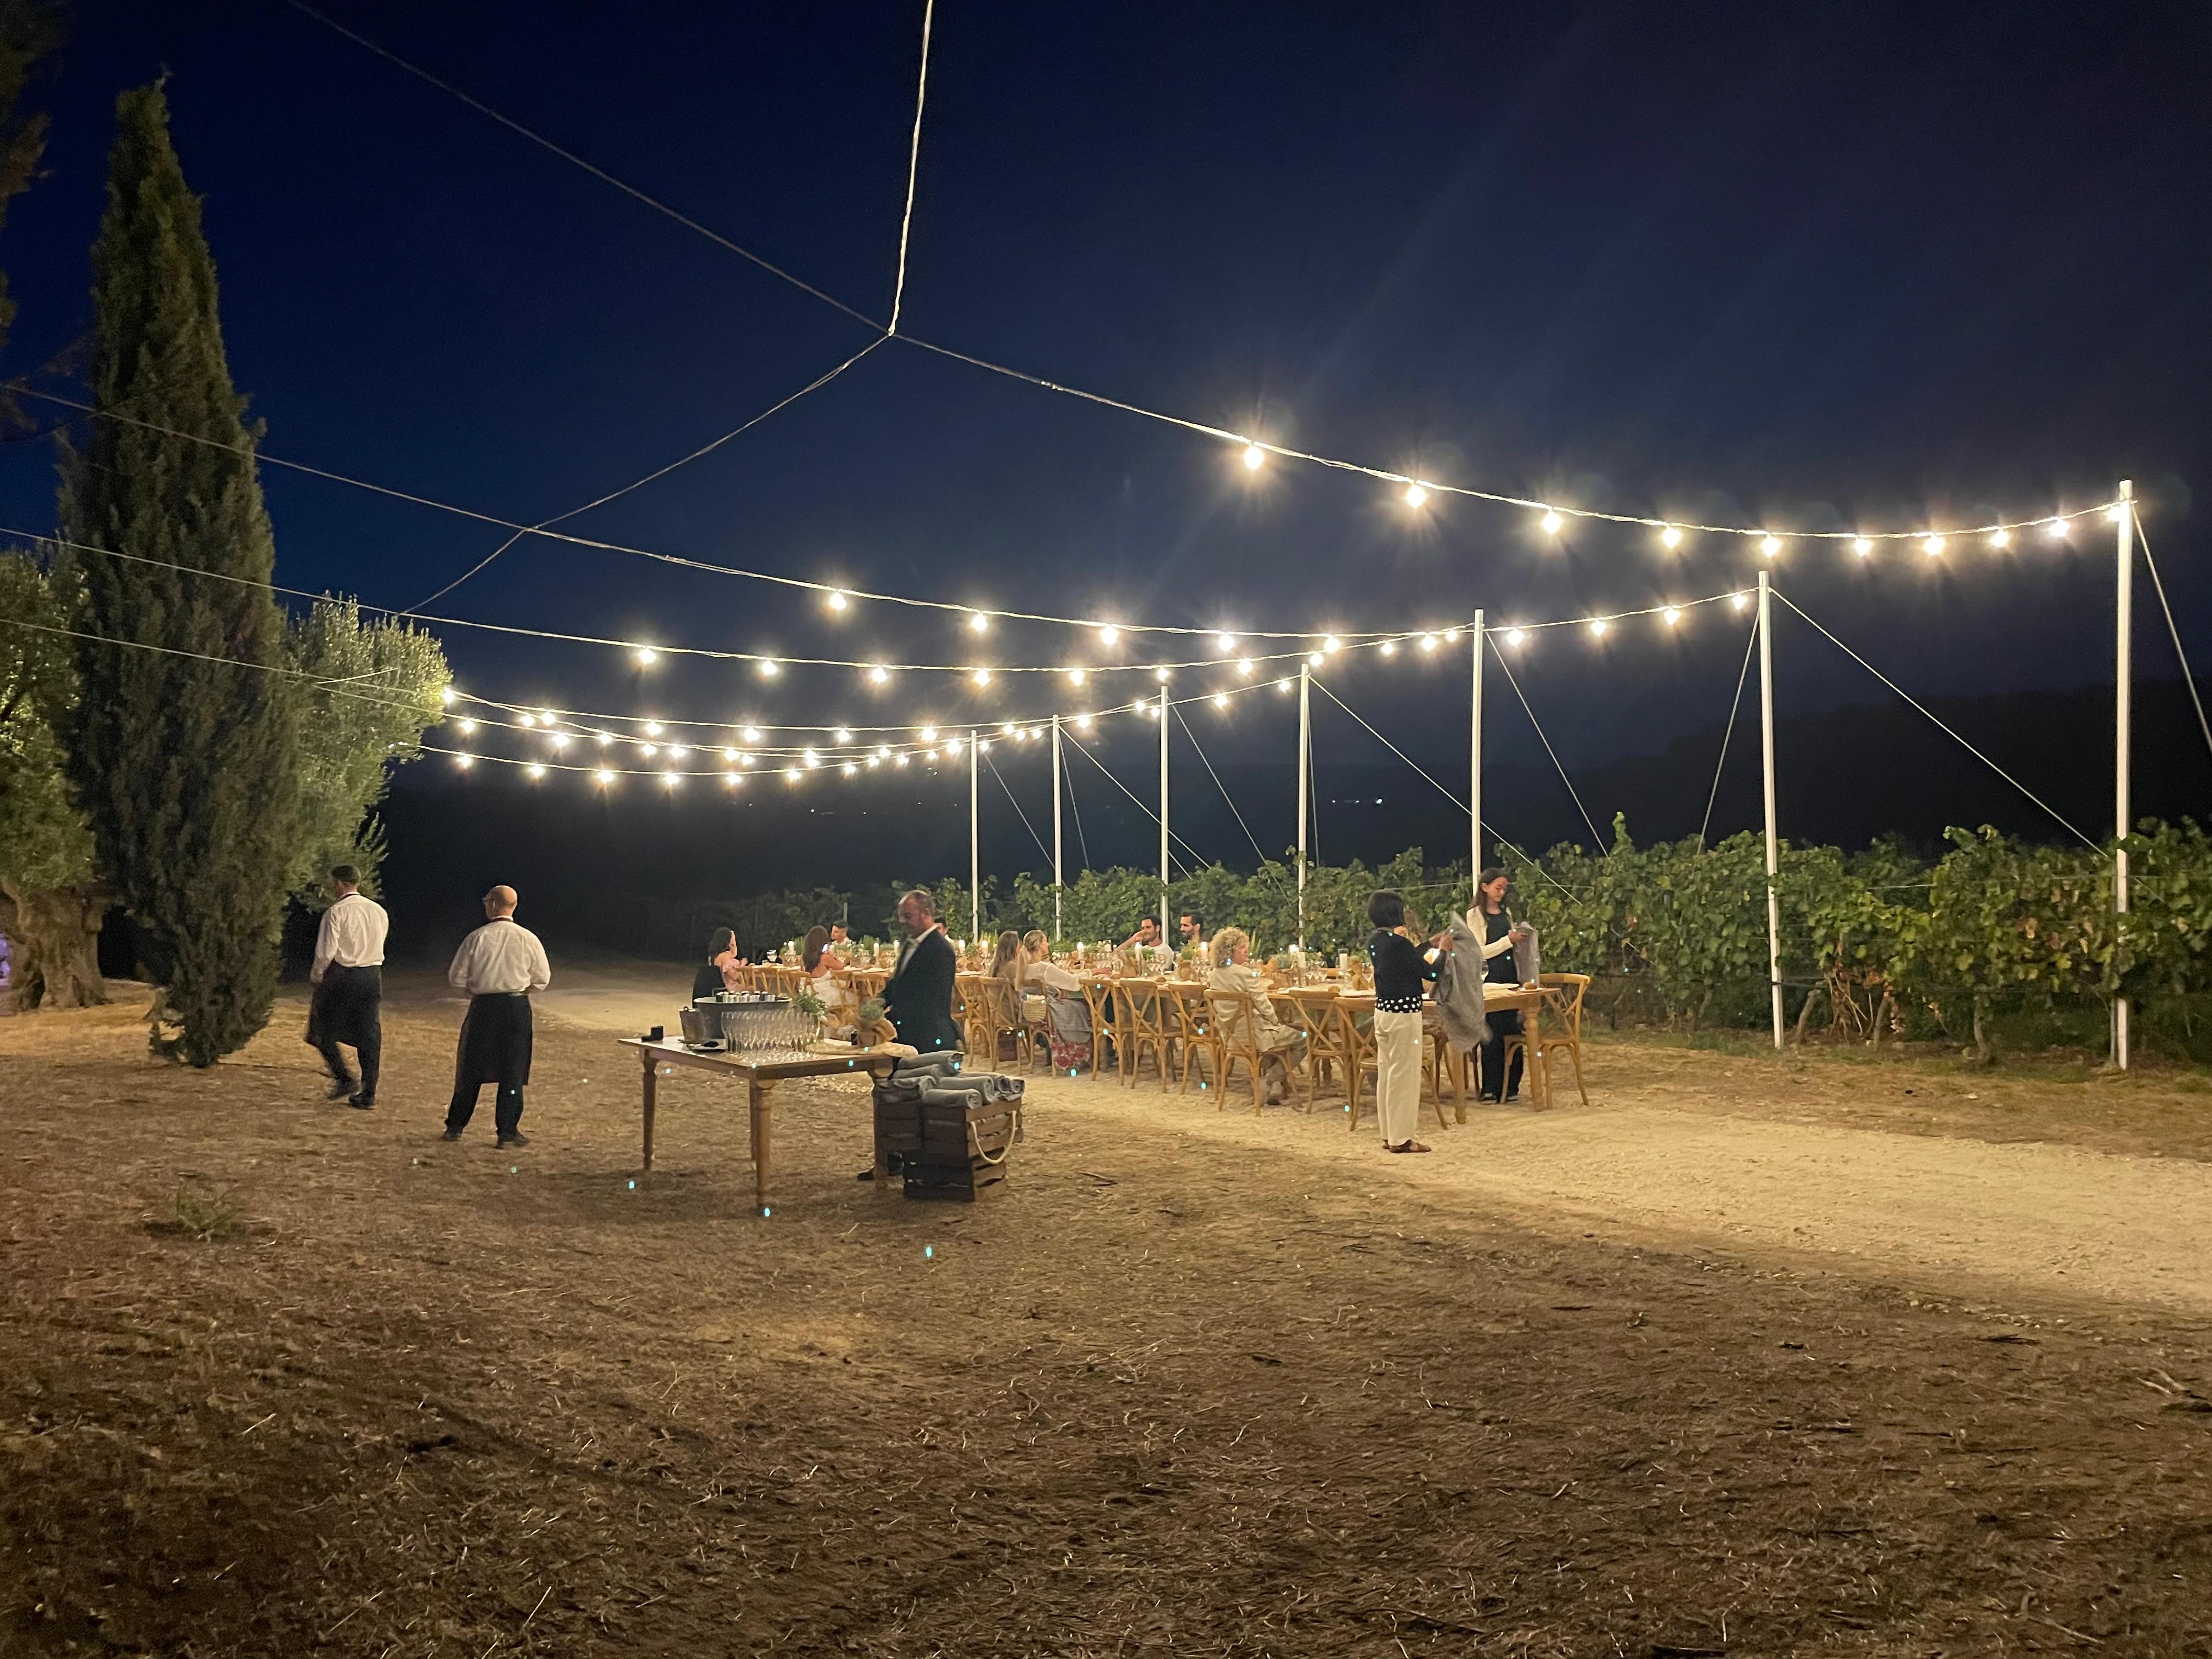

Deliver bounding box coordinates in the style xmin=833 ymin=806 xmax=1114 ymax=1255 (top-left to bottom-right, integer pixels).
xmin=448 ymin=917 xmax=552 ymax=996
xmin=312 ymin=891 xmax=390 ymax=983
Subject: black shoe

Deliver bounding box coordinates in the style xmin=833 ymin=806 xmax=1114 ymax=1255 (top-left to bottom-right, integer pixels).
xmin=441 ymin=1128 xmax=464 ymax=1142
xmin=496 ymin=1132 xmax=531 ymax=1149
xmin=349 ymin=1094 xmax=375 ymax=1110
xmin=327 ymin=1075 xmax=357 ymax=1101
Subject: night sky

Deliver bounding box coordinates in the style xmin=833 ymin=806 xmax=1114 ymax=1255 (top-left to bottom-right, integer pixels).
xmin=5 ymin=1 xmax=2209 ymax=921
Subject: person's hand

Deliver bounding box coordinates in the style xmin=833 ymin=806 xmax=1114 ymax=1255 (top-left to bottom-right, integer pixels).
xmin=1511 ymin=924 xmax=1532 ymax=941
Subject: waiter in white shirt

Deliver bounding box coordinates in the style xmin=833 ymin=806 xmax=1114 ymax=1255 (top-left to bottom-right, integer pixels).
xmin=443 ymin=884 xmax=552 ymax=1148
xmin=307 ymin=864 xmax=388 ymax=1109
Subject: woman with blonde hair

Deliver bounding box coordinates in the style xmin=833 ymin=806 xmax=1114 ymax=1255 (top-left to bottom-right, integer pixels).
xmin=1206 ymin=927 xmax=1305 ymax=1103
xmin=1022 ymin=929 xmax=1092 ymax=1071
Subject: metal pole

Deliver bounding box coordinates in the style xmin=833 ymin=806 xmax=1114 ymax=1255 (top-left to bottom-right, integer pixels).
xmin=968 ymin=729 xmax=980 ymax=946
xmin=2115 ymin=479 xmax=2135 ymax=1069
xmin=1470 ymin=611 xmax=1483 ymax=913
xmin=1051 ymin=714 xmax=1064 ymax=941
xmin=1158 ymin=687 xmax=1170 ymax=940
xmin=1757 ymin=571 xmax=1783 ymax=1050
xmin=1297 ymin=662 xmax=1311 ymax=955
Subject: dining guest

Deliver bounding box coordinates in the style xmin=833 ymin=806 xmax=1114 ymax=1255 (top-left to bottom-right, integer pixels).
xmin=805 ymin=924 xmax=850 ymax=1010
xmin=307 ymin=864 xmax=387 ymax=1110
xmin=1118 ymin=914 xmax=1161 ymax=969
xmin=829 ymin=921 xmax=850 ymax=951
xmin=693 ymin=927 xmax=743 ymax=1000
xmin=1367 ymin=889 xmax=1441 ymax=1153
xmin=443 ymin=885 xmax=552 ymax=1148
xmin=1468 ymin=866 xmax=1533 ymax=1102
xmin=884 ymin=888 xmax=960 ymax=1053
xmin=1022 ymin=930 xmax=1092 ymax=1070
xmin=1206 ymin=927 xmax=1304 ymax=1104
xmin=1179 ymin=912 xmax=1206 ymax=952
xmin=988 ymin=929 xmax=1024 ymax=1025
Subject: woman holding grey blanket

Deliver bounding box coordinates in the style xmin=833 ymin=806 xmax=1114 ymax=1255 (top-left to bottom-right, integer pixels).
xmin=1470 ymin=867 xmax=1532 ymax=1102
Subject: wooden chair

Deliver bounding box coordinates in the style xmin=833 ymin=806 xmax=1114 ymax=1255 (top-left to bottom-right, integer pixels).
xmin=1285 ymin=989 xmax=1348 ymax=1109
xmin=1425 ymin=1019 xmax=1469 ymax=1124
xmin=1338 ymin=1001 xmax=1378 ymax=1135
xmin=953 ymin=974 xmax=992 ymax=1063
xmin=1165 ymin=982 xmax=1215 ymax=1096
xmin=1532 ymin=973 xmax=1591 ymax=1109
xmin=1114 ymin=979 xmax=1174 ymax=1087
xmin=1203 ymin=988 xmax=1277 ymax=1115
xmin=1079 ymin=978 xmax=1119 ymax=1079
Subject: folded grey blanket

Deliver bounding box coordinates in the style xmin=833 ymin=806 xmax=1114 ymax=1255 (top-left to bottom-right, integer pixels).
xmin=1432 ymin=915 xmax=1493 ymax=1054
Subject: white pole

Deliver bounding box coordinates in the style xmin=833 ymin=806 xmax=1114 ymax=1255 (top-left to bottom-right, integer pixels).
xmin=2115 ymin=479 xmax=2135 ymax=1070
xmin=968 ymin=729 xmax=980 ymax=945
xmin=1158 ymin=687 xmax=1170 ymax=939
xmin=1470 ymin=611 xmax=1483 ymax=911
xmin=1297 ymin=662 xmax=1311 ymax=955
xmin=1051 ymin=714 xmax=1064 ymax=941
xmin=1757 ymin=571 xmax=1783 ymax=1050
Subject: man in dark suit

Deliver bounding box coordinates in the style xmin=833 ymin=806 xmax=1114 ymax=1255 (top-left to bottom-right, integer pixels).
xmin=883 ymin=888 xmax=960 ymax=1053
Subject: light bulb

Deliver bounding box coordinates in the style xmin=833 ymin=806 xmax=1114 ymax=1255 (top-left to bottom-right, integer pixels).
xmin=1001 ymin=722 xmax=1015 ymax=736
xmin=1444 ymin=628 xmax=1461 ymax=642
xmin=1241 ymin=443 xmax=1264 ymax=471
xmin=1380 ymin=641 xmax=1397 ymax=656
xmin=550 ymin=733 xmax=571 ymax=749
xmin=865 ymin=755 xmax=880 ymax=769
xmin=947 ymin=737 xmax=964 ymax=753
xmin=1098 ymin=625 xmax=1120 ymax=646
xmin=1404 ymin=483 xmax=1427 ymax=508
xmin=1236 ymin=657 xmax=1254 ymax=676
xmin=1028 ymin=726 xmax=1042 ymax=740
xmin=595 ymin=769 xmax=614 ymax=786
xmin=723 ymin=747 xmax=739 ymax=761
xmin=1418 ymin=634 xmax=1437 ymax=651
xmin=459 ymin=718 xmax=477 ymax=735
xmin=1663 ymin=608 xmax=1681 ymax=626
xmin=1660 ymin=526 xmax=1682 ymax=550
xmin=1504 ymin=628 xmax=1526 ymax=647
xmin=667 ymin=744 xmax=688 ymax=760
xmin=869 ymin=665 xmax=889 ymax=684
xmin=1214 ymin=692 xmax=1229 ymax=709
xmin=1589 ymin=619 xmax=1608 ymax=637
xmin=1154 ymin=667 xmax=1170 ymax=682
xmin=1990 ymin=528 xmax=2011 ymax=549
xmin=1323 ymin=636 xmax=1341 ymax=653
xmin=1760 ymin=535 xmax=1782 ymax=558
xmin=724 ymin=770 xmax=742 ymax=787
xmin=2045 ymin=517 xmax=2068 ymax=540
xmin=639 ymin=742 xmax=658 ymax=758
xmin=1853 ymin=537 xmax=1873 ymax=557
xmin=877 ymin=745 xmax=891 ymax=759
xmin=662 ymin=770 xmax=680 ymax=788
xmin=644 ymin=721 xmax=663 ymax=737
xmin=439 ymin=686 xmax=456 ymax=706
xmin=970 ymin=668 xmax=991 ymax=686
xmin=1277 ymin=677 xmax=1294 ymax=692
xmin=835 ymin=727 xmax=853 ymax=743
xmin=1067 ymin=667 xmax=1086 ymax=685
xmin=1130 ymin=699 xmax=1147 ymax=714
xmin=842 ymin=761 xmax=857 ymax=776
xmin=743 ymin=726 xmax=761 ymax=742
xmin=455 ymin=753 xmax=474 ymax=769
xmin=759 ymin=660 xmax=780 ymax=678
xmin=1216 ymin=633 xmax=1237 ymax=652
xmin=1076 ymin=713 xmax=1093 ymax=730
xmin=786 ymin=766 xmax=802 ymax=781
xmin=921 ymin=726 xmax=938 ymax=742
xmin=1540 ymin=510 xmax=1561 ymax=534
xmin=826 ymin=590 xmax=849 ymax=612
xmin=895 ymin=754 xmax=910 ymax=768
xmin=1923 ymin=534 xmax=1945 ymax=557
xmin=803 ymin=748 xmax=820 ymax=768
xmin=1730 ymin=591 xmax=1750 ymax=611
xmin=518 ymin=713 xmax=536 ymax=727
xmin=968 ymin=612 xmax=990 ymax=634
xmin=526 ymin=763 xmax=545 ymax=780
xmin=1307 ymin=651 xmax=1322 ymax=667
xmin=595 ymin=732 xmax=612 ymax=747
xmin=634 ymin=647 xmax=658 ymax=667
xmin=978 ymin=740 xmax=992 ymax=753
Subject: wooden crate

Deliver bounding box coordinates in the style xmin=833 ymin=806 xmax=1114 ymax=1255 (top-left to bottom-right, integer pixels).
xmin=902 ymin=1092 xmax=1021 ymax=1201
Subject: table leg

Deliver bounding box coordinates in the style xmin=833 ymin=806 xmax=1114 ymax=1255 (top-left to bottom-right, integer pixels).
xmin=640 ymin=1045 xmax=658 ymax=1171
xmin=750 ymin=1080 xmax=774 ymax=1214
xmin=1529 ymin=998 xmax=1548 ymax=1110
xmin=868 ymin=1061 xmax=894 ymax=1199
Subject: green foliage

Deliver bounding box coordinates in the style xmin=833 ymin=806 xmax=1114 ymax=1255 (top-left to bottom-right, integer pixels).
xmin=0 ymin=0 xmax=66 ymax=428
xmin=57 ymin=84 xmax=300 ymax=1066
xmin=285 ymin=597 xmax=448 ymax=904
xmin=166 ymin=1185 xmax=237 ymax=1242
xmin=0 ymin=549 xmax=95 ymax=895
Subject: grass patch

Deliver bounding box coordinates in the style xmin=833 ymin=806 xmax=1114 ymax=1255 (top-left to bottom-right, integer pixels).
xmin=166 ymin=1186 xmax=238 ymax=1242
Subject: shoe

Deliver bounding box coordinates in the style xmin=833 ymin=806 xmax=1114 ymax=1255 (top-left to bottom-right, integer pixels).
xmin=349 ymin=1094 xmax=375 ymax=1110
xmin=441 ymin=1128 xmax=464 ymax=1142
xmin=496 ymin=1132 xmax=531 ymax=1149
xmin=326 ymin=1075 xmax=357 ymax=1101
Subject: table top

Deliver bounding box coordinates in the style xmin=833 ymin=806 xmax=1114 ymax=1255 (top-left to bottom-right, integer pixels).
xmin=620 ymin=1037 xmax=901 ymax=1081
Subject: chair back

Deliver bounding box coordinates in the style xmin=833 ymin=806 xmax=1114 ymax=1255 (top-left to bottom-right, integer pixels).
xmin=1539 ymin=972 xmax=1590 ymax=1041
xmin=1207 ymin=988 xmax=1266 ymax=1054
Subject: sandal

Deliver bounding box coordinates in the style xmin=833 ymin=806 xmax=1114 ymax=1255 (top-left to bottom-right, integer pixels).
xmin=1388 ymin=1139 xmax=1432 ymax=1154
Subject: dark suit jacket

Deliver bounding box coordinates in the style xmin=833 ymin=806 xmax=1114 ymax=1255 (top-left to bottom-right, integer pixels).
xmin=883 ymin=927 xmax=961 ymax=1052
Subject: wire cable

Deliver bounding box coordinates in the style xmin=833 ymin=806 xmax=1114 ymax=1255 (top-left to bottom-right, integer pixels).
xmin=887 ymin=0 xmax=933 ymax=335
xmin=1773 ymin=589 xmax=2103 ymax=854
xmin=1699 ymin=609 xmax=1760 ymax=849
xmin=1170 ymin=702 xmax=1267 ymax=864
xmin=1061 ymin=730 xmax=1202 ymax=876
xmin=983 ymin=747 xmax=1051 ymax=865
xmin=1485 ymin=635 xmax=1610 ymax=852
xmin=2132 ymin=509 xmax=2212 ymax=770
xmin=1062 ymin=746 xmax=1093 ymax=871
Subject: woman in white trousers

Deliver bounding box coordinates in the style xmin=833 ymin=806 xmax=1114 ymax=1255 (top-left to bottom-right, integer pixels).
xmin=1365 ymin=890 xmax=1443 ymax=1153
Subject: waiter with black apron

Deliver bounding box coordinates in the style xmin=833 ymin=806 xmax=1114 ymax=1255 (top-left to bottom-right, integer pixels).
xmin=307 ymin=864 xmax=387 ymax=1109
xmin=443 ymin=885 xmax=552 ymax=1148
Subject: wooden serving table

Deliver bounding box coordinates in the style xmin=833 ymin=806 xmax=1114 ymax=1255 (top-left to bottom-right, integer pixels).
xmin=619 ymin=1039 xmax=902 ymax=1213
xmin=1470 ymin=984 xmax=1561 ymax=1115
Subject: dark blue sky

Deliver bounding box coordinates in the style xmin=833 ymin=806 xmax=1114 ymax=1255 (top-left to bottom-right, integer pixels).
xmin=5 ymin=0 xmax=2208 ymax=881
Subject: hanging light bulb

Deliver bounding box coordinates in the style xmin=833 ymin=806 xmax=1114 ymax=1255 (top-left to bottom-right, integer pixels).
xmin=1323 ymin=636 xmax=1341 ymax=653
xmin=842 ymin=761 xmax=857 ymax=776
xmin=1067 ymin=667 xmax=1087 ymax=685
xmin=1236 ymin=657 xmax=1254 ymax=676
xmin=639 ymin=742 xmax=658 ymax=758
xmin=1098 ymin=625 xmax=1120 ymax=646
xmin=970 ymin=668 xmax=992 ymax=687
xmin=1130 ymin=698 xmax=1147 ymax=714
xmin=1000 ymin=722 xmax=1015 ymax=736
xmin=723 ymin=747 xmax=740 ymax=761
xmin=803 ymin=748 xmax=820 ymax=768
xmin=1028 ymin=726 xmax=1043 ymax=740
xmin=1277 ymin=677 xmax=1294 ymax=692
xmin=634 ymin=647 xmax=658 ymax=667
xmin=643 ymin=721 xmax=664 ymax=737
xmin=550 ymin=733 xmax=571 ymax=750
xmin=1418 ymin=634 xmax=1437 ymax=651
xmin=759 ymin=660 xmax=780 ymax=678
xmin=1540 ymin=510 xmax=1562 ymax=534
xmin=667 ymin=744 xmax=689 ymax=760
xmin=978 ymin=739 xmax=992 ymax=753
xmin=1853 ymin=537 xmax=1874 ymax=557
xmin=455 ymin=753 xmax=475 ymax=770
xmin=1216 ymin=633 xmax=1237 ymax=652
xmin=1307 ymin=652 xmax=1323 ymax=667
xmin=1989 ymin=528 xmax=2011 ymax=549
xmin=439 ymin=685 xmax=456 ymax=706
xmin=1076 ymin=713 xmax=1093 ymax=730
xmin=1444 ymin=628 xmax=1461 ymax=643
xmin=526 ymin=763 xmax=546 ymax=780
xmin=1663 ymin=607 xmax=1681 ymax=626
xmin=1730 ymin=591 xmax=1750 ymax=611
xmin=1589 ymin=619 xmax=1608 ymax=638
xmin=1380 ymin=641 xmax=1397 ymax=657
xmin=2045 ymin=517 xmax=2069 ymax=540
xmin=1923 ymin=534 xmax=1945 ymax=557
xmin=865 ymin=755 xmax=881 ymax=769
xmin=869 ymin=665 xmax=890 ymax=685
xmin=595 ymin=768 xmax=615 ymax=786
xmin=826 ymin=590 xmax=849 ymax=612
xmin=517 ymin=713 xmax=537 ymax=728
xmin=1504 ymin=628 xmax=1526 ymax=647
xmin=1404 ymin=483 xmax=1428 ymax=509
xmin=946 ymin=736 xmax=964 ymax=753
xmin=786 ymin=766 xmax=802 ymax=782
xmin=724 ymin=770 xmax=742 ymax=787
xmin=921 ymin=726 xmax=938 ymax=742
xmin=662 ymin=770 xmax=681 ymax=789
xmin=1240 ymin=442 xmax=1264 ymax=471
xmin=835 ymin=727 xmax=853 ymax=744
xmin=1154 ymin=666 xmax=1171 ymax=682
xmin=595 ymin=732 xmax=612 ymax=747
xmin=876 ymin=744 xmax=891 ymax=760
xmin=459 ymin=718 xmax=478 ymax=735
xmin=1212 ymin=692 xmax=1229 ymax=709
xmin=1660 ymin=526 xmax=1683 ymax=550
xmin=1760 ymin=535 xmax=1782 ymax=558
xmin=895 ymin=753 xmax=910 ymax=768
xmin=967 ymin=612 xmax=990 ymax=634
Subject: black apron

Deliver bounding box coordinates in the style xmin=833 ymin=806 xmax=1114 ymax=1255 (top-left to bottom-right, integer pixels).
xmin=454 ymin=993 xmax=534 ymax=1090
xmin=305 ymin=965 xmax=381 ymax=1050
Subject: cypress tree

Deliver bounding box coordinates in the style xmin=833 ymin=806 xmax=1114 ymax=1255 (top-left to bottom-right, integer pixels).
xmin=59 ymin=82 xmax=299 ymax=1065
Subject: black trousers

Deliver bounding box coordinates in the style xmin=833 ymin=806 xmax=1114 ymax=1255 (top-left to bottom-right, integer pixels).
xmin=313 ymin=966 xmax=382 ymax=1099
xmin=1479 ymin=1008 xmax=1525 ymax=1100
xmin=447 ymin=1083 xmax=525 ymax=1137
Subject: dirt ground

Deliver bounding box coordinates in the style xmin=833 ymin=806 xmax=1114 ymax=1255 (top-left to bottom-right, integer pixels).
xmin=3 ymin=984 xmax=2210 ymax=1656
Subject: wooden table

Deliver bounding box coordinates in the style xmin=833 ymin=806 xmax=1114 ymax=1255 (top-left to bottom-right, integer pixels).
xmin=1471 ymin=984 xmax=1561 ymax=1115
xmin=619 ymin=1039 xmax=902 ymax=1214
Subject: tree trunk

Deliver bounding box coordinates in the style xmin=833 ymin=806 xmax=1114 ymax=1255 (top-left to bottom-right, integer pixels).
xmin=1791 ymin=984 xmax=1825 ymax=1047
xmin=1971 ymin=994 xmax=1992 ymax=1064
xmin=0 ymin=881 xmax=109 ymax=1011
xmin=1871 ymin=990 xmax=1895 ymax=1049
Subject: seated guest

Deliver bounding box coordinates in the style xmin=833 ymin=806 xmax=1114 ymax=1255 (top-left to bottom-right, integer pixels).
xmin=804 ymin=924 xmax=850 ymax=1009
xmin=989 ymin=930 xmax=1025 ymax=1030
xmin=883 ymin=888 xmax=960 ymax=1052
xmin=1206 ymin=927 xmax=1306 ymax=1103
xmin=1021 ymin=929 xmax=1091 ymax=1070
xmin=1179 ymin=912 xmax=1206 ymax=953
xmin=693 ymin=927 xmax=744 ymax=1000
xmin=1118 ymin=914 xmax=1162 ymax=968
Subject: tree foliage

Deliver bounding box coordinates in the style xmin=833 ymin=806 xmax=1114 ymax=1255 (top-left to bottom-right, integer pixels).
xmin=0 ymin=0 xmax=66 ymax=430
xmin=57 ymin=83 xmax=299 ymax=1065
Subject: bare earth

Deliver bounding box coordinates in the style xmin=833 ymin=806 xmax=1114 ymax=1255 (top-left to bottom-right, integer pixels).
xmin=2 ymin=967 xmax=2209 ymax=1655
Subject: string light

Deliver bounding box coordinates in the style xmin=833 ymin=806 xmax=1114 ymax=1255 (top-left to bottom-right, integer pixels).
xmin=1241 ymin=443 xmax=1264 ymax=471
xmin=834 ymin=726 xmax=853 ymax=743
xmin=455 ymin=753 xmax=474 ymax=769
xmin=759 ymin=660 xmax=780 ymax=678
xmin=842 ymin=761 xmax=857 ymax=776
xmin=1075 ymin=713 xmax=1093 ymax=730
xmin=1504 ymin=628 xmax=1526 ymax=647
xmin=1066 ymin=667 xmax=1086 ymax=685
xmin=644 ymin=721 xmax=663 ymax=737
xmin=724 ymin=769 xmax=742 ymax=786
xmin=525 ymin=763 xmax=545 ymax=780
xmin=1307 ymin=652 xmax=1323 ymax=667
xmin=639 ymin=742 xmax=658 ymax=758
xmin=803 ymin=748 xmax=820 ymax=768
xmin=1444 ymin=628 xmax=1460 ymax=642
xmin=1323 ymin=636 xmax=1341 ymax=653
xmin=1853 ymin=537 xmax=1873 ymax=557
xmin=1540 ymin=510 xmax=1562 ymax=534
xmin=876 ymin=744 xmax=891 ymax=759
xmin=634 ymin=647 xmax=658 ymax=667
xmin=723 ymin=747 xmax=740 ymax=761
xmin=977 ymin=739 xmax=992 ymax=753
xmin=2045 ymin=518 xmax=2068 ymax=541
xmin=667 ymin=744 xmax=688 ymax=759
xmin=1989 ymin=528 xmax=2011 ymax=549
xmin=1153 ymin=667 xmax=1171 ymax=682
xmin=1404 ymin=483 xmax=1428 ymax=509
xmin=967 ymin=612 xmax=990 ymax=634
xmin=1760 ymin=535 xmax=1782 ymax=558
xmin=1923 ymin=535 xmax=1945 ymax=557
xmin=868 ymin=665 xmax=890 ymax=684
xmin=459 ymin=718 xmax=478 ymax=735
xmin=742 ymin=726 xmax=762 ymax=742
xmin=662 ymin=769 xmax=680 ymax=788
xmin=1660 ymin=526 xmax=1683 ymax=550
xmin=1212 ymin=692 xmax=1228 ymax=709
xmin=1380 ymin=641 xmax=1397 ymax=656
xmin=1418 ymin=634 xmax=1436 ymax=652
xmin=517 ymin=713 xmax=536 ymax=727
xmin=946 ymin=736 xmax=964 ymax=753
xmin=1276 ymin=677 xmax=1294 ymax=692
xmin=970 ymin=668 xmax=992 ymax=686
xmin=1730 ymin=591 xmax=1750 ymax=611
xmin=595 ymin=732 xmax=611 ymax=747
xmin=895 ymin=754 xmax=910 ymax=767
xmin=1662 ymin=607 xmax=1681 ymax=626
xmin=1215 ymin=633 xmax=1237 ymax=652
xmin=786 ymin=766 xmax=802 ymax=781
xmin=1098 ymin=625 xmax=1119 ymax=646
xmin=865 ymin=755 xmax=880 ymax=768
xmin=1588 ymin=618 xmax=1608 ymax=638
xmin=595 ymin=768 xmax=614 ymax=786
xmin=439 ymin=685 xmax=456 ymax=706
xmin=2107 ymin=503 xmax=2128 ymax=523
xmin=826 ymin=590 xmax=849 ymax=612
xmin=550 ymin=732 xmax=570 ymax=749
xmin=921 ymin=726 xmax=938 ymax=742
